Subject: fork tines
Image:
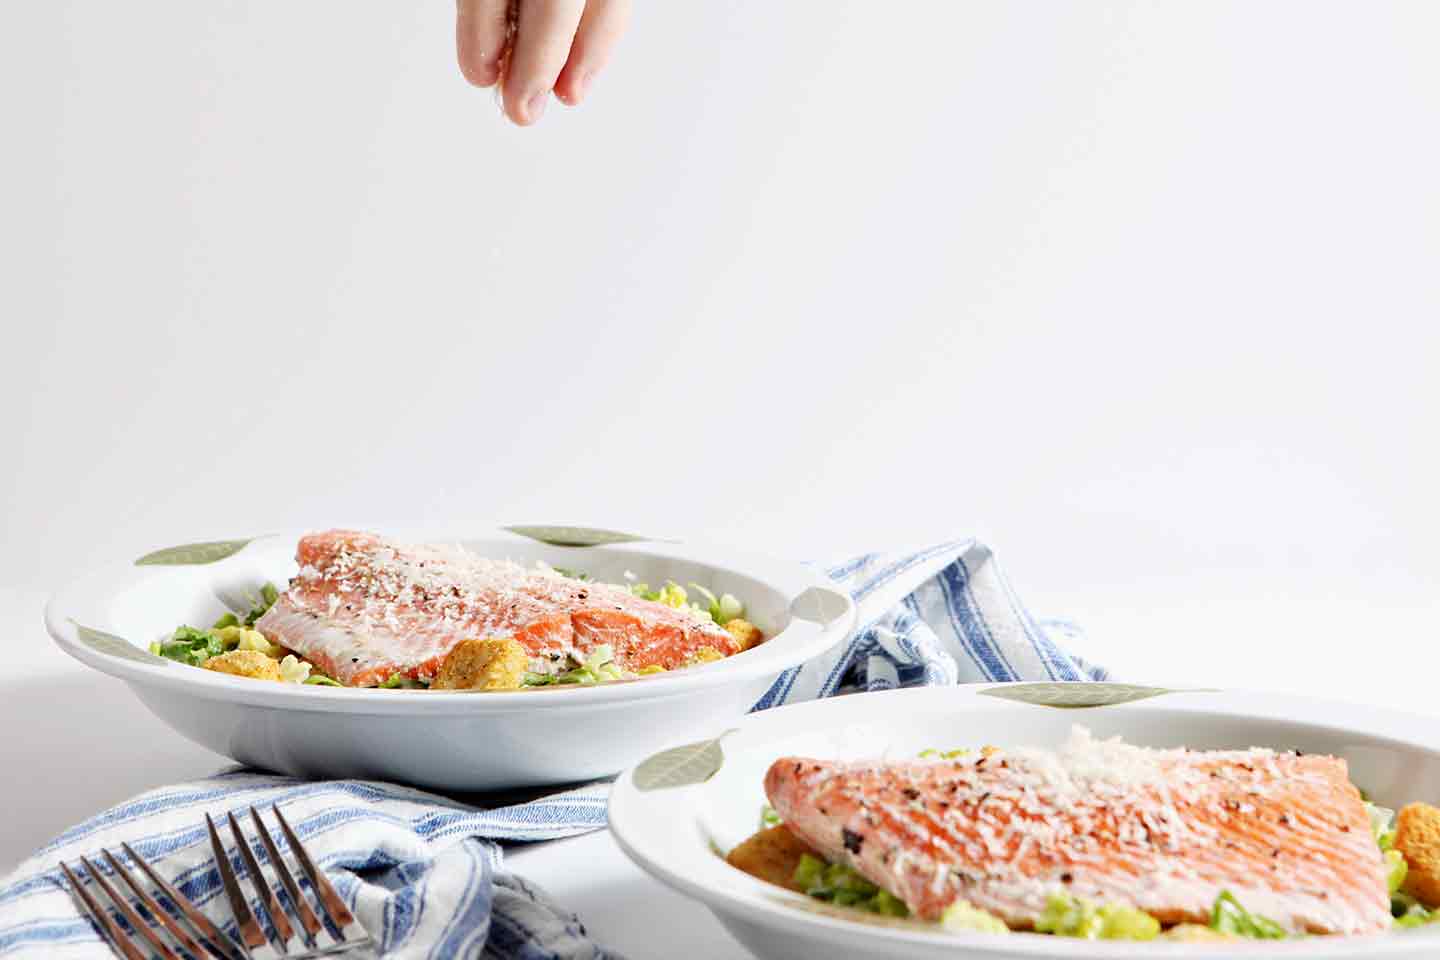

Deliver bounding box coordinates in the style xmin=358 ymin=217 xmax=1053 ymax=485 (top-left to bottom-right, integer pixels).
xmin=63 ymin=805 xmax=373 ymax=960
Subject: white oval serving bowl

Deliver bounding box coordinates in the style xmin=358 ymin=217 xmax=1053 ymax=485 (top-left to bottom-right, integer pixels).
xmin=44 ymin=530 xmax=855 ymax=791
xmin=609 ymin=684 xmax=1440 ymax=960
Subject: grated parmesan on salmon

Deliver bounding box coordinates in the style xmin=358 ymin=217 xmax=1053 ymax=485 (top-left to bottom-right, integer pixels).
xmin=255 ymin=530 xmax=740 ymax=687
xmin=764 ymin=727 xmax=1391 ymax=935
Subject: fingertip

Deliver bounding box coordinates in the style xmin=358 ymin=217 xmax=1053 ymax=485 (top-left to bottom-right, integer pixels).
xmin=459 ymin=55 xmax=501 ymax=88
xmin=456 ymin=29 xmax=504 ymax=88
xmin=505 ymin=89 xmax=550 ymax=125
xmin=553 ymin=70 xmax=590 ymax=106
xmin=455 ymin=0 xmax=511 ymax=90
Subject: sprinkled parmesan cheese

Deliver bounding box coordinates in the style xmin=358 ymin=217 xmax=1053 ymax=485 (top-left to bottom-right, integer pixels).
xmin=762 ymin=726 xmax=1390 ymax=936
xmin=255 ymin=530 xmax=740 ymax=687
xmin=1006 ymin=727 xmax=1169 ymax=801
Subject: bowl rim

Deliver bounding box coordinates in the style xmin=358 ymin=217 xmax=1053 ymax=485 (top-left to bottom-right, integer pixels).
xmin=608 ymin=684 xmax=1440 ymax=958
xmin=43 ymin=529 xmax=857 ymax=715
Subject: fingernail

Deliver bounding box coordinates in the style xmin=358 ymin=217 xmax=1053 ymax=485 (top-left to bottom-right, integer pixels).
xmin=573 ymin=72 xmax=592 ymax=103
xmin=525 ymin=91 xmax=549 ymax=123
xmin=465 ymin=59 xmax=499 ymax=87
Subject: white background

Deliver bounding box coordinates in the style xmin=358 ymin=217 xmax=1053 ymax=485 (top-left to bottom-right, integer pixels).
xmin=3 ymin=1 xmax=1439 ymax=953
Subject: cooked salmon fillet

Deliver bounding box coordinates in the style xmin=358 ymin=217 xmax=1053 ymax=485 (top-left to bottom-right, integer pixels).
xmin=255 ymin=530 xmax=740 ymax=687
xmin=764 ymin=727 xmax=1390 ymax=935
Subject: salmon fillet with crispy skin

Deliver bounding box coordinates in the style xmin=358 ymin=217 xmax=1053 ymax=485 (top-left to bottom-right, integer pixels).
xmin=255 ymin=530 xmax=739 ymax=687
xmin=764 ymin=727 xmax=1390 ymax=935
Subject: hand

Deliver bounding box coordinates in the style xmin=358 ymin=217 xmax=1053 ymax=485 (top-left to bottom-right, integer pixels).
xmin=456 ymin=0 xmax=632 ymax=126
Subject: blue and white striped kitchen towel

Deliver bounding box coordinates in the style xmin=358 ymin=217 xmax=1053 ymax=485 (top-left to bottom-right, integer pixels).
xmin=0 ymin=540 xmax=1106 ymax=959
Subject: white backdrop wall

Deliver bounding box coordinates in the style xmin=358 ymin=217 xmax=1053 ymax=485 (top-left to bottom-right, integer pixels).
xmin=4 ymin=2 xmax=1439 ymax=692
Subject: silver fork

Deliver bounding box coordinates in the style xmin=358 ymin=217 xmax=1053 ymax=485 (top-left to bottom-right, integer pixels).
xmin=64 ymin=804 xmax=373 ymax=959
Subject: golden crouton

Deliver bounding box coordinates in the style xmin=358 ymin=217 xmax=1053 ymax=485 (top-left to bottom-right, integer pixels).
xmin=1395 ymin=802 xmax=1440 ymax=908
xmin=202 ymin=649 xmax=283 ymax=681
xmin=1162 ymin=925 xmax=1236 ymax=942
xmin=433 ymin=637 xmax=529 ymax=691
xmin=684 ymin=646 xmax=726 ymax=667
xmin=725 ymin=825 xmax=815 ymax=891
xmin=724 ymin=618 xmax=764 ymax=651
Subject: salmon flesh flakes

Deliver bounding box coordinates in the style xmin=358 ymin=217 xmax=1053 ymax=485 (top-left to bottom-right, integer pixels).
xmin=764 ymin=727 xmax=1390 ymax=935
xmin=255 ymin=530 xmax=739 ymax=687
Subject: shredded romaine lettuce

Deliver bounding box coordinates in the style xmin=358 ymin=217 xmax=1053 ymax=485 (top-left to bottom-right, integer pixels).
xmin=212 ymin=625 xmax=284 ymax=658
xmin=1095 ymin=904 xmax=1161 ymax=941
xmin=1368 ymin=802 xmax=1397 ymax=850
xmin=628 ymin=580 xmax=715 ymax=622
xmin=556 ymin=644 xmax=624 ymax=684
xmin=687 ymin=584 xmax=745 ymax=625
xmin=759 ymin=805 xmax=782 ymax=829
xmin=304 ymin=673 xmax=343 ymax=687
xmin=149 ymin=626 xmax=226 ymax=667
xmin=154 ymin=584 xmax=282 ymax=668
xmin=1035 ymin=894 xmax=1159 ymax=940
xmin=1393 ymin=892 xmax=1439 ymax=929
xmin=243 ymin=583 xmax=280 ymax=626
xmin=792 ymin=853 xmax=825 ymax=892
xmin=940 ymin=900 xmax=1009 ymax=934
xmin=379 ymin=674 xmax=426 ymax=689
xmin=1209 ymin=891 xmax=1287 ymax=939
xmin=628 ymin=583 xmax=660 ymax=602
xmin=791 ymin=854 xmax=909 ymax=916
xmin=1363 ymin=802 xmax=1409 ymax=895
xmin=522 ymin=645 xmax=626 ymax=686
xmin=656 ymin=582 xmax=688 ymax=608
xmin=1386 ymin=850 xmax=1410 ymax=895
xmin=715 ymin=593 xmax=744 ymax=625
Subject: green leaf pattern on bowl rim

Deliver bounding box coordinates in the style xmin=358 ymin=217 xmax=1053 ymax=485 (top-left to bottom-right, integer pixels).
xmin=978 ymin=682 xmax=1217 ymax=708
xmin=502 ymin=525 xmax=668 ymax=548
xmin=71 ymin=621 xmax=169 ymax=666
xmin=634 ymin=731 xmax=735 ymax=791
xmin=135 ymin=539 xmax=255 ymax=566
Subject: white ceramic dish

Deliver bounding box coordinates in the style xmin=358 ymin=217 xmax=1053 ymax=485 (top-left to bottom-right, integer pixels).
xmin=44 ymin=530 xmax=855 ymax=791
xmin=609 ymin=683 xmax=1440 ymax=959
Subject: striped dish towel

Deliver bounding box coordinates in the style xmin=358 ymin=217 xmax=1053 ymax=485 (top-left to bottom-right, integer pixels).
xmin=0 ymin=540 xmax=1104 ymax=958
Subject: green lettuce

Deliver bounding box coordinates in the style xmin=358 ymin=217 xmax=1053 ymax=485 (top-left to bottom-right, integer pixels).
xmin=1035 ymin=893 xmax=1159 ymax=940
xmin=1386 ymin=849 xmax=1410 ymax=895
xmin=1393 ymin=893 xmax=1440 ymax=929
xmin=524 ymin=645 xmax=625 ymax=686
xmin=791 ymin=854 xmax=909 ymax=917
xmin=940 ymin=900 xmax=1009 ymax=935
xmin=148 ymin=626 xmax=225 ymax=667
xmin=243 ymin=583 xmax=280 ymax=626
xmin=1209 ymin=891 xmax=1287 ymax=939
xmin=378 ymin=674 xmax=426 ymax=689
xmin=1368 ymin=802 xmax=1398 ymax=851
xmin=687 ymin=583 xmax=744 ymax=625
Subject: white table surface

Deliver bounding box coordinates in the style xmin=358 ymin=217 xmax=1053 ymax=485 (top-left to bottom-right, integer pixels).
xmin=5 ymin=581 xmax=1438 ymax=958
